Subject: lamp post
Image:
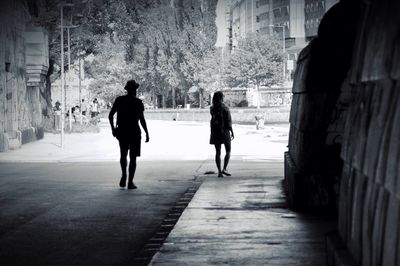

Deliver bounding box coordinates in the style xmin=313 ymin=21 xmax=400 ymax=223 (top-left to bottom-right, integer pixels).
xmin=59 ymin=2 xmax=78 ymax=147
xmin=268 ymin=24 xmax=286 ymax=82
xmin=65 ymin=24 xmax=78 ymax=130
xmin=59 ymin=2 xmax=74 ymax=148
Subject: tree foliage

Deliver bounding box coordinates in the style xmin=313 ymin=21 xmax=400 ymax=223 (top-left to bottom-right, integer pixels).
xmin=130 ymin=0 xmax=219 ymax=108
xmin=32 ymin=0 xmax=219 ymax=108
xmin=224 ymin=33 xmax=284 ymax=88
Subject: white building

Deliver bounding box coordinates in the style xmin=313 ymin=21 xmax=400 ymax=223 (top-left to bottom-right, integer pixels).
xmin=51 ymin=60 xmax=92 ymax=109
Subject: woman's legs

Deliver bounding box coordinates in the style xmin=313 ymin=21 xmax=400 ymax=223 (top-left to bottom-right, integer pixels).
xmin=214 ymin=144 xmax=223 ymax=177
xmin=223 ymin=141 xmax=231 ymax=175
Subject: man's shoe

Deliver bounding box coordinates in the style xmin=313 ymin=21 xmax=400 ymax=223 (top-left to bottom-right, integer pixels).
xmin=127 ymin=182 xmax=137 ymax=189
xmin=119 ymin=176 xmax=127 ymax=188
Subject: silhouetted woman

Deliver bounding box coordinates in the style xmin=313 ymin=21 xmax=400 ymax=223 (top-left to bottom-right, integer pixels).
xmin=210 ymin=91 xmax=234 ymax=177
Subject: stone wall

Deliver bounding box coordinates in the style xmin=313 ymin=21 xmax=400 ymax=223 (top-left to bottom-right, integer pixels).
xmin=334 ymin=0 xmax=400 ymax=265
xmin=0 ymin=0 xmax=48 ymax=151
xmin=286 ymin=0 xmax=400 ymax=264
xmin=285 ymin=1 xmax=358 ymax=209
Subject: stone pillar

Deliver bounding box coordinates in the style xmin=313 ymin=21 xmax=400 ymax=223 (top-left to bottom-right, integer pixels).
xmin=0 ymin=0 xmax=30 ymax=151
xmin=25 ymin=26 xmax=49 ymax=128
xmin=0 ymin=0 xmax=48 ymax=151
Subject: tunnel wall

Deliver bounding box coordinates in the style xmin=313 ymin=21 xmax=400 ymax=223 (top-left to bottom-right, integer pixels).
xmin=336 ymin=0 xmax=400 ymax=265
xmin=285 ymin=1 xmax=357 ymax=209
xmin=287 ymin=0 xmax=400 ymax=263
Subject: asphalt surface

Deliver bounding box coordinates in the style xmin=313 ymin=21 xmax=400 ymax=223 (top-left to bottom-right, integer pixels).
xmin=0 ymin=161 xmax=204 ymax=266
xmin=0 ymin=120 xmax=333 ymax=266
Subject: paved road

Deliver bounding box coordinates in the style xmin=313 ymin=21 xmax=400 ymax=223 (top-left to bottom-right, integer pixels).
xmin=0 ymin=160 xmax=205 ymax=266
xmin=0 ymin=120 xmax=290 ymax=265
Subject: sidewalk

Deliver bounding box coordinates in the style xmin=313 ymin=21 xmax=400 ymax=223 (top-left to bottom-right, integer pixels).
xmin=150 ymin=161 xmax=336 ymax=266
xmin=0 ymin=120 xmax=288 ymax=163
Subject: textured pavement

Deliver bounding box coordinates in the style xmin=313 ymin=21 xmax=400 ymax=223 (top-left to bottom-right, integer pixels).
xmin=150 ymin=161 xmax=336 ymax=266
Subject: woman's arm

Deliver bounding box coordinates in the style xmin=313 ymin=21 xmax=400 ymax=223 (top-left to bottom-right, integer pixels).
xmin=226 ymin=108 xmax=234 ymax=140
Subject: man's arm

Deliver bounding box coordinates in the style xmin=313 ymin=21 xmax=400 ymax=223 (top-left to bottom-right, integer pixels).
xmin=108 ymin=100 xmax=117 ymax=136
xmin=139 ymin=113 xmax=149 ymax=142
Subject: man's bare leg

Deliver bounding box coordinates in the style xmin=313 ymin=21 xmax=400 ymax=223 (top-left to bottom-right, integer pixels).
xmin=119 ymin=145 xmax=129 ymax=187
xmin=127 ymin=150 xmax=137 ymax=189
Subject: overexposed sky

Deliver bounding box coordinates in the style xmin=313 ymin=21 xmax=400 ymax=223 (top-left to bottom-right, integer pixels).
xmin=215 ymin=0 xmax=229 ymax=47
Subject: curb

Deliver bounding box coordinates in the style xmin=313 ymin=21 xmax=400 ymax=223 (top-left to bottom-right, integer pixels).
xmin=132 ymin=180 xmax=203 ymax=265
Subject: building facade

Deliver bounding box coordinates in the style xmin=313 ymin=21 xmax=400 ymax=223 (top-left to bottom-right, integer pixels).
xmin=51 ymin=60 xmax=91 ymax=111
xmin=228 ymin=0 xmax=306 ymax=50
xmin=304 ymin=0 xmax=338 ymax=41
xmin=0 ymin=0 xmax=49 ymax=151
xmin=226 ymin=0 xmax=306 ymax=81
xmin=225 ymin=0 xmax=339 ymax=80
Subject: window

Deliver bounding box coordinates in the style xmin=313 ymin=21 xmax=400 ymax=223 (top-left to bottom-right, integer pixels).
xmin=256 ymin=16 xmax=260 ymax=22
xmin=273 ymin=8 xmax=281 ymax=18
xmin=259 ymin=12 xmax=269 ymax=21
xmin=282 ymin=6 xmax=289 ymax=16
xmin=256 ymin=1 xmax=259 ymax=8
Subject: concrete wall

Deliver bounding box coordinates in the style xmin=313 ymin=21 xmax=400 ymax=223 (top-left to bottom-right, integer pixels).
xmin=145 ymin=106 xmax=290 ymax=124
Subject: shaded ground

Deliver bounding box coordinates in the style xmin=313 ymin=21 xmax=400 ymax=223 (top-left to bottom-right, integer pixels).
xmin=0 ymin=120 xmax=296 ymax=265
xmin=150 ymin=161 xmax=336 ymax=265
xmin=0 ymin=161 xmax=201 ymax=266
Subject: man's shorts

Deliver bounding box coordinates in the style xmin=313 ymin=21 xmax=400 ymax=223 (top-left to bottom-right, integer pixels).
xmin=118 ymin=134 xmax=141 ymax=157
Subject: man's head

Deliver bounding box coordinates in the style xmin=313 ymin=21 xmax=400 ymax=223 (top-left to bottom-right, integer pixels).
xmin=125 ymin=80 xmax=140 ymax=92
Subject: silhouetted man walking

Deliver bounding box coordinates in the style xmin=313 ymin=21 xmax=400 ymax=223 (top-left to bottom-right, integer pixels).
xmin=109 ymin=80 xmax=150 ymax=189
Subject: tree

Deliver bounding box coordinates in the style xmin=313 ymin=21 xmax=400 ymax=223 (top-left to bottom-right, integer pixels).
xmin=87 ymin=37 xmax=135 ymax=103
xmin=179 ymin=0 xmax=218 ymax=107
xmin=224 ymin=33 xmax=284 ymax=108
xmin=32 ymin=0 xmax=220 ymax=109
xmin=125 ymin=0 xmax=218 ymax=109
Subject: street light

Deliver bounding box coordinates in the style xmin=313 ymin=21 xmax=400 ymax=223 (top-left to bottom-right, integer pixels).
xmin=66 ymin=24 xmax=79 ymax=131
xmin=268 ymin=24 xmax=286 ymax=82
xmin=59 ymin=2 xmax=74 ymax=148
xmin=59 ymin=2 xmax=78 ymax=148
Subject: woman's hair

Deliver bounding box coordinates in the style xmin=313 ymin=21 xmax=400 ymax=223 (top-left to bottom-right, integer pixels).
xmin=212 ymin=91 xmax=224 ymax=107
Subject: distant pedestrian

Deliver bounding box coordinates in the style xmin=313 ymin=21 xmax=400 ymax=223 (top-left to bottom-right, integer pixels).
xmin=54 ymin=101 xmax=61 ymax=130
xmin=91 ymin=98 xmax=99 ymax=118
xmin=81 ymin=99 xmax=88 ymax=116
xmin=72 ymin=105 xmax=80 ymax=123
xmin=108 ymin=80 xmax=150 ymax=189
xmin=210 ymin=91 xmax=234 ymax=177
